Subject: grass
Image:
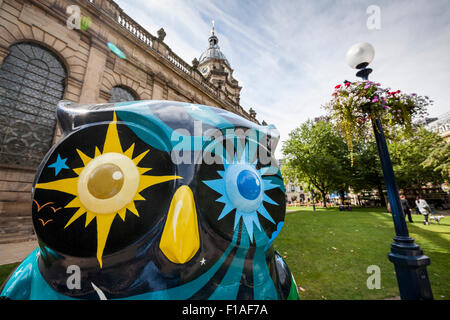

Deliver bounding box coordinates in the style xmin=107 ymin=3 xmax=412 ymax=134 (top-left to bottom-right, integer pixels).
xmin=1 ymin=207 xmax=448 ymax=300
xmin=0 ymin=262 xmax=20 ymax=288
xmin=274 ymin=206 xmax=450 ymax=300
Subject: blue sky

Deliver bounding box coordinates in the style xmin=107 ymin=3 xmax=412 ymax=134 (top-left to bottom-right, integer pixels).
xmin=115 ymin=0 xmax=450 ymax=157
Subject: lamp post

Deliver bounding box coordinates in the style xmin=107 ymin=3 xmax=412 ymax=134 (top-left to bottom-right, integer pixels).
xmin=346 ymin=42 xmax=433 ymax=300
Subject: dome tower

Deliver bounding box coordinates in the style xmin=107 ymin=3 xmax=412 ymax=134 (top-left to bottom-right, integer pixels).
xmin=197 ymin=21 xmax=242 ymax=105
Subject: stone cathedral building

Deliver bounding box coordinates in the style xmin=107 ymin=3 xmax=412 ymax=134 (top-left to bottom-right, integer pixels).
xmin=0 ymin=0 xmax=260 ymax=243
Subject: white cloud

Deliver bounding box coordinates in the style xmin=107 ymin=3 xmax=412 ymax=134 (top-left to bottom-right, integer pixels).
xmin=114 ymin=0 xmax=450 ymax=158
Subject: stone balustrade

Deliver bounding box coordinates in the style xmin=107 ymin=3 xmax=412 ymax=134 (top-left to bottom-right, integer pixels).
xmin=81 ymin=0 xmax=255 ymax=121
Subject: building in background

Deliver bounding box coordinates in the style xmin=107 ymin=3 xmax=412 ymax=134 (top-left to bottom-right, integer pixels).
xmin=425 ymin=111 xmax=450 ymax=143
xmin=278 ymin=159 xmax=307 ymax=204
xmin=285 ymin=180 xmax=307 ymax=204
xmin=0 ymin=0 xmax=260 ymax=243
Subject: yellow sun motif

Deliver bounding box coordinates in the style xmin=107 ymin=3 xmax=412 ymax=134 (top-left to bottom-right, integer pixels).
xmin=36 ymin=113 xmax=181 ymax=268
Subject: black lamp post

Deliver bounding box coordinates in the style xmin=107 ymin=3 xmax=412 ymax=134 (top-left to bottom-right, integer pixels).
xmin=346 ymin=42 xmax=433 ymax=300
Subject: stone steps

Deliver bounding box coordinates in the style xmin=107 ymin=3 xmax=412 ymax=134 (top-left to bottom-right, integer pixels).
xmin=0 ymin=215 xmax=35 ymax=244
xmin=0 ymin=231 xmax=36 ymax=244
xmin=0 ymin=215 xmax=33 ymax=225
xmin=0 ymin=223 xmax=34 ymax=235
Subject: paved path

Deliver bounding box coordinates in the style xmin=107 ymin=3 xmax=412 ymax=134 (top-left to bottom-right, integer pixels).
xmin=0 ymin=240 xmax=38 ymax=265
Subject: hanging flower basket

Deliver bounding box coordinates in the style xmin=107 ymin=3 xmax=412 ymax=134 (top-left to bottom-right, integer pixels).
xmin=324 ymin=81 xmax=432 ymax=165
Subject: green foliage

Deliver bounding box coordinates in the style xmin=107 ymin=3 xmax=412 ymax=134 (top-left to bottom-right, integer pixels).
xmin=280 ymin=163 xmax=301 ymax=185
xmin=350 ymin=140 xmax=384 ymax=193
xmin=422 ymin=141 xmax=450 ymax=181
xmin=324 ymin=81 xmax=432 ymax=164
xmin=282 ymin=120 xmax=351 ymax=206
xmin=282 ymin=118 xmax=447 ymax=202
xmin=389 ymin=127 xmax=447 ymax=189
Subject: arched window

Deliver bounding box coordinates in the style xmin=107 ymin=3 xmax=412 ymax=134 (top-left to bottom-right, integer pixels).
xmin=0 ymin=42 xmax=67 ymax=167
xmin=108 ymin=86 xmax=137 ymax=103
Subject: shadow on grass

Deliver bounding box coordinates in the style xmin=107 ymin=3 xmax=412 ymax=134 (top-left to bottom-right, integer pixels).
xmin=276 ymin=207 xmax=449 ymax=300
xmin=356 ymin=211 xmax=450 ymax=299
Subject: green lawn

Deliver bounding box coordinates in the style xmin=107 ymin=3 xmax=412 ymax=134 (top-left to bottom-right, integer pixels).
xmin=0 ymin=262 xmax=20 ymax=288
xmin=274 ymin=207 xmax=450 ymax=300
xmin=1 ymin=207 xmax=448 ymax=300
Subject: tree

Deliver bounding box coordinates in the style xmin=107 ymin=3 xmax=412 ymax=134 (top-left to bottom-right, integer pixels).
xmin=351 ymin=140 xmax=386 ymax=206
xmin=324 ymin=80 xmax=434 ymax=207
xmin=282 ymin=120 xmax=351 ymax=207
xmin=422 ymin=140 xmax=450 ymax=181
xmin=389 ymin=127 xmax=447 ymax=191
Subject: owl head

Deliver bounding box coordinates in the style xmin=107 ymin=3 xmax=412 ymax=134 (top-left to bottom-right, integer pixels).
xmin=31 ymin=100 xmax=287 ymax=299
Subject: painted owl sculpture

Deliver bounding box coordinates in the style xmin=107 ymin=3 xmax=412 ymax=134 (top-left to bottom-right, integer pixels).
xmin=0 ymin=100 xmax=299 ymax=300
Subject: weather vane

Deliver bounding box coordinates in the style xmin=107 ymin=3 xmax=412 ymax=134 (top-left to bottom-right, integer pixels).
xmin=212 ymin=19 xmax=215 ymax=35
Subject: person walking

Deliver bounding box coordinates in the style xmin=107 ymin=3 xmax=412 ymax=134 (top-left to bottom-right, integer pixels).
xmin=400 ymin=195 xmax=413 ymax=223
xmin=415 ymin=195 xmax=431 ymax=225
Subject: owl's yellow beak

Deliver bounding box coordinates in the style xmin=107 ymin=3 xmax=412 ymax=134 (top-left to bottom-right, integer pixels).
xmin=159 ymin=185 xmax=200 ymax=264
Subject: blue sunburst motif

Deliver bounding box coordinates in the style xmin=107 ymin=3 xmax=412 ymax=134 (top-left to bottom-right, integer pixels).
xmin=202 ymin=140 xmax=283 ymax=242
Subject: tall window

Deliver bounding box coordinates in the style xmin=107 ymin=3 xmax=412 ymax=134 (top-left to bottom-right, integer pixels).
xmin=108 ymin=86 xmax=137 ymax=103
xmin=0 ymin=42 xmax=67 ymax=167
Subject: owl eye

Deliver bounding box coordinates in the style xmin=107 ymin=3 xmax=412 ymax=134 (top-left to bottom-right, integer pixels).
xmin=33 ymin=113 xmax=180 ymax=268
xmin=77 ymin=152 xmax=140 ymax=215
xmin=87 ymin=163 xmax=124 ymax=199
xmin=224 ymin=164 xmax=264 ymax=213
xmin=200 ymin=136 xmax=285 ymax=244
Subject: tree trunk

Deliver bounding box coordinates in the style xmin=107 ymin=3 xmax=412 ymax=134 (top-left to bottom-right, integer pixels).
xmin=339 ymin=190 xmax=345 ymax=205
xmin=377 ymin=184 xmax=386 ymax=208
xmin=322 ymin=191 xmax=327 ymax=208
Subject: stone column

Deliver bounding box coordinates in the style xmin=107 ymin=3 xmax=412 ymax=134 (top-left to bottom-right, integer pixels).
xmin=78 ymin=34 xmax=108 ymax=103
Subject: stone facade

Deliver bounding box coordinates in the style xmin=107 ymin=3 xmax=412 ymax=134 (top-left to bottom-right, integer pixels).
xmin=426 ymin=111 xmax=450 ymax=143
xmin=0 ymin=0 xmax=258 ymax=243
xmin=285 ymin=181 xmax=307 ymax=204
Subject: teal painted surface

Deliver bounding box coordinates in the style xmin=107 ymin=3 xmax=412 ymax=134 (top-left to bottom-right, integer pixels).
xmin=2 ymin=222 xmax=279 ymax=300
xmin=1 ymin=248 xmax=74 ymax=300
xmin=253 ymin=227 xmax=278 ymax=300
xmin=1 ymin=100 xmax=287 ymax=300
xmin=208 ymin=224 xmax=250 ymax=300
xmin=115 ymin=101 xmax=230 ymax=153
